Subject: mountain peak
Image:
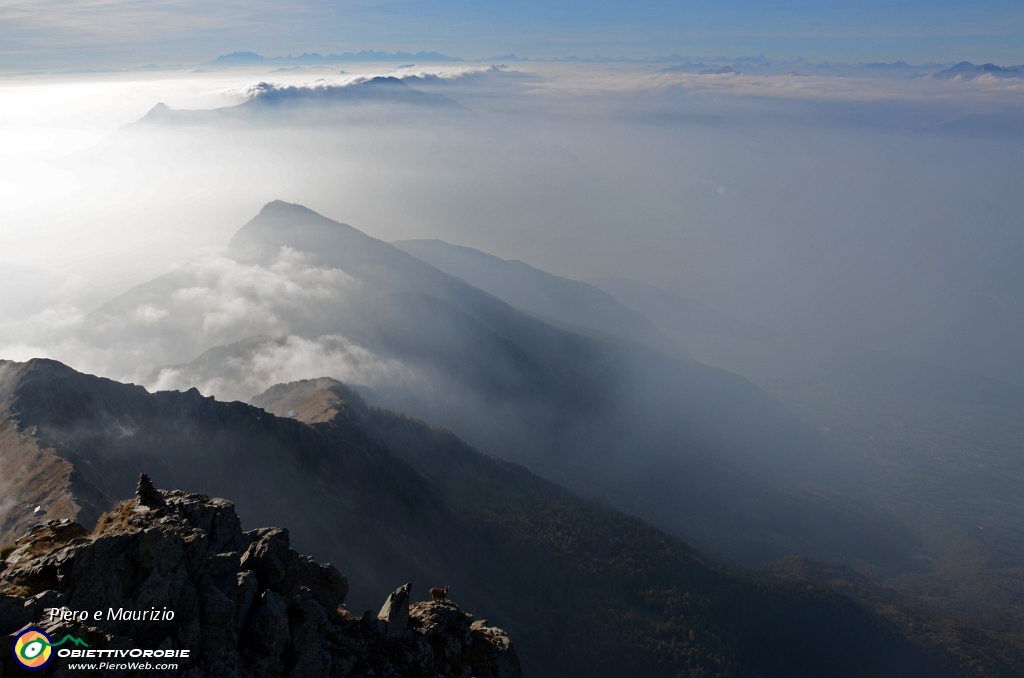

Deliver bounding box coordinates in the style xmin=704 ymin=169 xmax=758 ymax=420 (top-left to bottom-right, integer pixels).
xmin=258 ymin=199 xmax=314 ymax=215
xmin=223 ymin=202 xmax=448 ymax=295
xmin=209 ymin=51 xmax=266 ymax=64
xmin=229 ymin=201 xmax=359 ymax=262
xmin=250 ymin=377 xmax=365 ymax=426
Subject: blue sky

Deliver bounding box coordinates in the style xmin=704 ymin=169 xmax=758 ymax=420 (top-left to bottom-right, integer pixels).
xmin=2 ymin=0 xmax=1022 ymax=68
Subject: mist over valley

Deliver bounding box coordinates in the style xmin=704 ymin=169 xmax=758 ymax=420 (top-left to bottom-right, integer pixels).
xmin=3 ymin=27 xmax=1024 ymax=678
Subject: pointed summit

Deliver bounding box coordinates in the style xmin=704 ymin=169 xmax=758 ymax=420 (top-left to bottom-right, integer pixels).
xmin=228 ymin=201 xmax=357 ymax=263
xmin=224 ymin=202 xmax=435 ymax=292
xmin=257 ymin=199 xmax=317 ymax=216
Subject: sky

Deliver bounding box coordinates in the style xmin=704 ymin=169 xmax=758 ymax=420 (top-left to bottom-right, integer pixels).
xmin=2 ymin=0 xmax=1024 ymax=69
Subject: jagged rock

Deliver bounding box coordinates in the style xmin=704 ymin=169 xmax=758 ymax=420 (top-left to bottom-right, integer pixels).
xmin=471 ymin=621 xmax=522 ymax=678
xmin=23 ymin=590 xmax=65 ymax=625
xmin=229 ymin=570 xmax=258 ymax=635
xmin=407 ymin=601 xmax=523 ymax=678
xmin=378 ymin=582 xmax=411 ymax=638
xmin=240 ymin=528 xmax=299 ymax=596
xmin=285 ymin=597 xmax=334 ymax=678
xmin=296 ymin=555 xmax=348 ymax=613
xmin=0 ymin=484 xmax=520 ymax=677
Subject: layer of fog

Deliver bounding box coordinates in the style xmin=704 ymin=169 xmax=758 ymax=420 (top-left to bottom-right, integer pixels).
xmin=2 ymin=61 xmax=1023 ymax=389
xmin=153 ymin=334 xmax=418 ymax=403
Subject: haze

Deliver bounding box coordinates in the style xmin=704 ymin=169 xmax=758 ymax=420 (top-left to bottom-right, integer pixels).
xmin=4 ymin=1 xmax=1024 ymax=674
xmin=2 ymin=60 xmax=1023 ymax=388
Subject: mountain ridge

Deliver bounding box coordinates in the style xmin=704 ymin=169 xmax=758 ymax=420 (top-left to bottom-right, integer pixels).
xmin=135 ymin=80 xmax=459 ymax=127
xmin=0 ymin=358 xmax=998 ymax=677
xmin=76 ymin=201 xmax=920 ymax=575
xmin=390 ymin=238 xmax=686 ymax=358
xmin=206 ymin=50 xmax=465 ymax=66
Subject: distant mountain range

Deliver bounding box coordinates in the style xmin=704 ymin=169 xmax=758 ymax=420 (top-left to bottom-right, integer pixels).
xmin=662 ymin=63 xmax=742 ymax=74
xmin=655 ymin=58 xmax=1024 ymax=80
xmin=930 ymin=61 xmax=1024 ymax=80
xmin=863 ymin=60 xmax=946 ymax=69
xmin=206 ymin=51 xmax=464 ymax=66
xmin=50 ymin=52 xmax=1022 ymax=78
xmin=200 ymin=51 xmax=999 ymax=75
xmin=0 ymin=358 xmax=1005 ymax=677
xmin=136 ymin=77 xmax=459 ymax=126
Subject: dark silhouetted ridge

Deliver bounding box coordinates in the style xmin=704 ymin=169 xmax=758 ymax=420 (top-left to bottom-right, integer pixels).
xmin=0 ymin=360 xmax=990 ymax=677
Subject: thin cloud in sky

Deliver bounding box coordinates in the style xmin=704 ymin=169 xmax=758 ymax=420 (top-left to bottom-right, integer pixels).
xmin=2 ymin=0 xmax=1023 ymax=67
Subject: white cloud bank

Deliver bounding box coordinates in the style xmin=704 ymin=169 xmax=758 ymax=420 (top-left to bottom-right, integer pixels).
xmin=0 ymin=247 xmax=377 ymax=391
xmin=151 ymin=334 xmax=418 ymax=402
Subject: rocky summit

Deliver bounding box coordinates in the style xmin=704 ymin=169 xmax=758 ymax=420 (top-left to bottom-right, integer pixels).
xmin=0 ymin=474 xmax=521 ymax=678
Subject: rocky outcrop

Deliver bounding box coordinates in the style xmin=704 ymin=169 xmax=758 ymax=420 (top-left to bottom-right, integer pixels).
xmin=377 ymin=583 xmax=411 ymax=639
xmin=0 ymin=475 xmax=521 ymax=678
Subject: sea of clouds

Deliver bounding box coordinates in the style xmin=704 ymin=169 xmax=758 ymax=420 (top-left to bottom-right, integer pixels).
xmin=2 ymin=60 xmax=1022 ymax=389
